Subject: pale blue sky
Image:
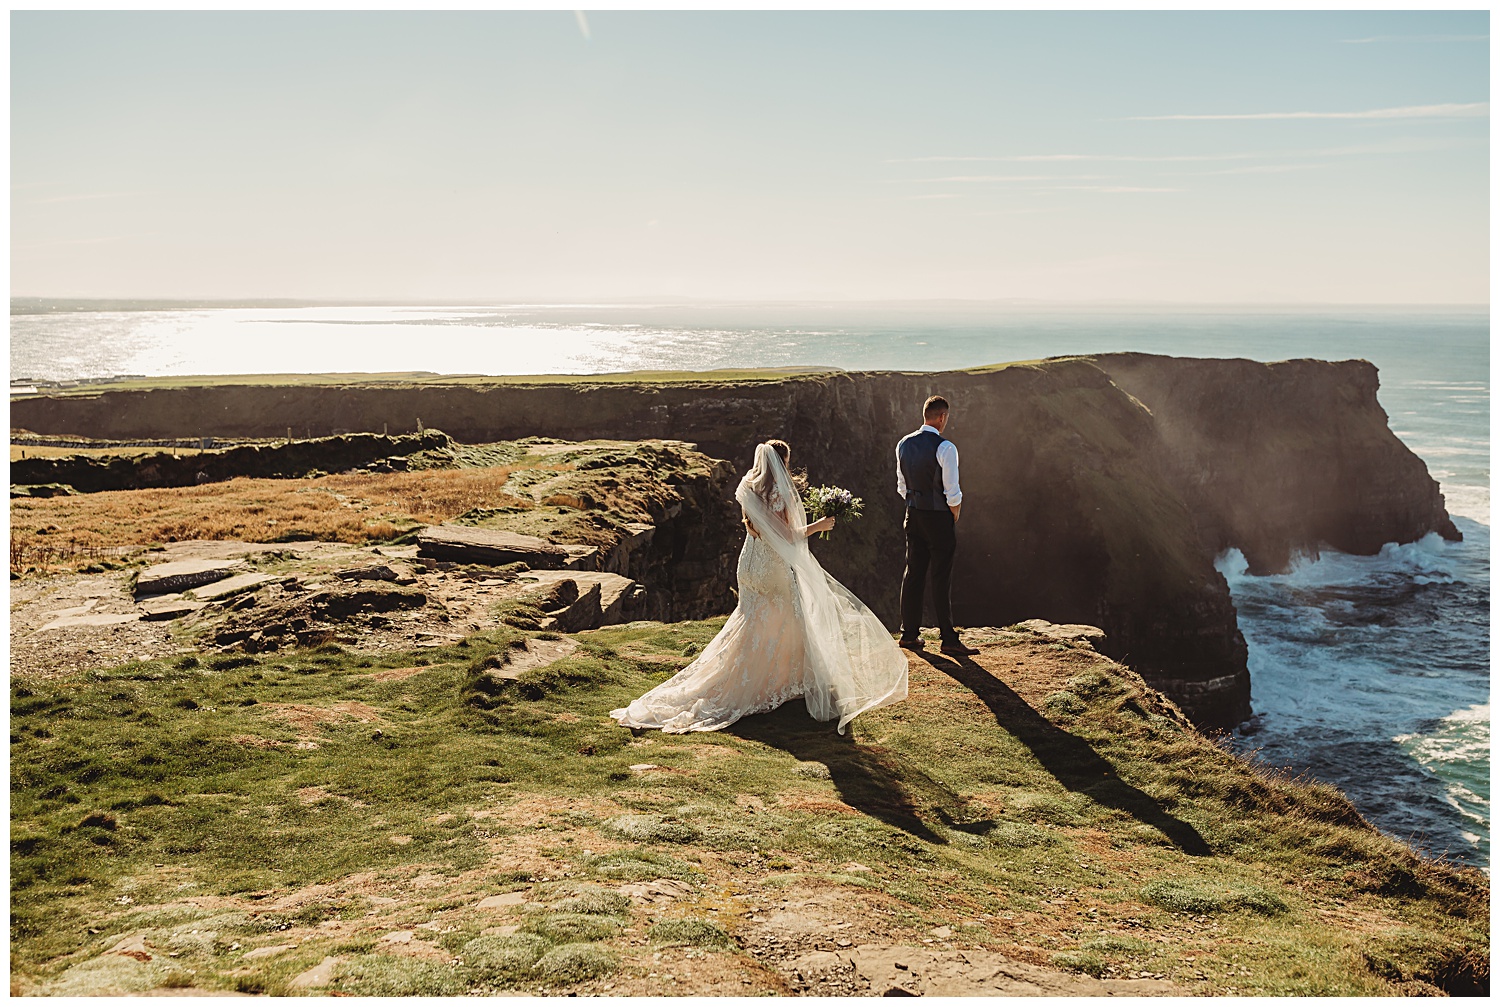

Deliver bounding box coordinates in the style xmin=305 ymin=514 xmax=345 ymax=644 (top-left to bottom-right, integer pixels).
xmin=11 ymin=10 xmax=1490 ymax=303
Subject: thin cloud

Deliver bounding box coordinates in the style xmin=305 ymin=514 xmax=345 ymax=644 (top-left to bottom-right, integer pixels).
xmin=1046 ymin=185 xmax=1181 ymax=193
xmin=573 ymin=10 xmax=591 ymax=41
xmin=889 ymin=137 xmax=1475 ymax=165
xmin=1128 ymin=102 xmax=1488 ymax=121
xmin=1179 ymin=163 xmax=1325 ymax=177
xmin=919 ymin=174 xmax=1103 ymax=183
xmin=1340 ymin=34 xmax=1487 ymax=44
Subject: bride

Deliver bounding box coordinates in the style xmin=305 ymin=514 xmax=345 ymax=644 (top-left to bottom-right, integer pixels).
xmin=611 ymin=440 xmax=908 ymax=735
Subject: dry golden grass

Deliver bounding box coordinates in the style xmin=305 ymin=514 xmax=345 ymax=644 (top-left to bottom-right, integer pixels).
xmin=10 ymin=467 xmax=528 ymax=566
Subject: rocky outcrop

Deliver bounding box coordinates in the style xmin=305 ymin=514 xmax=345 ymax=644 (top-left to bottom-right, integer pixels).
xmin=9 ymin=430 xmax=451 ymax=493
xmin=10 ymin=356 xmax=1457 ymax=730
xmin=1093 ymin=353 xmax=1461 ymax=573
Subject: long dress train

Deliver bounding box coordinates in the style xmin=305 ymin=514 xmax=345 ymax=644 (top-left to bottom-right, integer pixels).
xmin=610 ymin=442 xmax=907 ymax=735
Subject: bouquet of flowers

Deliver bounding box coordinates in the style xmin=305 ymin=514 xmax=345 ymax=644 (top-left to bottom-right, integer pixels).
xmin=803 ymin=484 xmax=864 ymax=540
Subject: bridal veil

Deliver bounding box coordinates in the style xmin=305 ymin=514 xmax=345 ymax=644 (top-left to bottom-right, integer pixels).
xmin=737 ymin=442 xmax=908 ymax=733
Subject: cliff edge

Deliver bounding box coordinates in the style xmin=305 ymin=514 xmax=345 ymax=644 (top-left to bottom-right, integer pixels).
xmin=9 ymin=355 xmax=1457 ymax=729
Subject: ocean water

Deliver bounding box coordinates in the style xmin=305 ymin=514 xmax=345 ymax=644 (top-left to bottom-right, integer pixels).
xmin=9 ymin=302 xmax=1490 ymax=868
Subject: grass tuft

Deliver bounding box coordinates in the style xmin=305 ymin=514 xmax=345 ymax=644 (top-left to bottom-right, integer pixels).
xmin=334 ymin=955 xmax=466 ymax=996
xmin=533 ymin=942 xmax=619 ymax=983
xmin=522 ymin=912 xmax=625 ymax=943
xmin=1050 ymin=950 xmax=1107 ymax=978
xmin=604 ymin=813 xmax=701 ymax=844
xmin=648 ymin=918 xmax=731 ymax=947
xmin=583 ymin=848 xmax=700 ymax=882
xmin=1140 ymin=877 xmax=1289 ymax=917
xmin=462 ymin=933 xmax=549 ymax=983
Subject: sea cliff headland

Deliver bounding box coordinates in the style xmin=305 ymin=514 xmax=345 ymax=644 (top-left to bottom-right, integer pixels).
xmin=8 ymin=356 xmax=1485 ymax=997
xmin=12 ymin=354 xmax=1459 ymax=730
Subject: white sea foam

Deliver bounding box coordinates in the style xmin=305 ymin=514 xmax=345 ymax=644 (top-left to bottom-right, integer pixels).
xmin=1216 ymin=532 xmax=1461 ymax=591
xmin=1221 ymin=528 xmax=1489 ymax=868
xmin=1396 ymin=705 xmax=1490 ymax=828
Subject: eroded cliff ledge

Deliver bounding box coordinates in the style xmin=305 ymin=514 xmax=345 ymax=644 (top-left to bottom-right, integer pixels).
xmin=11 ymin=355 xmax=1457 ymax=729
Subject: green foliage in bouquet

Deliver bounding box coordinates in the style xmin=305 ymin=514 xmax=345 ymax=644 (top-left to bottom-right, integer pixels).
xmin=803 ymin=484 xmax=864 ymax=539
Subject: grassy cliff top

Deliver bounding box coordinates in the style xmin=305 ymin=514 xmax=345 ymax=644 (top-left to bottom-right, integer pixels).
xmin=15 ymin=367 xmax=847 ymax=394
xmin=10 ymin=623 xmax=1486 ymax=996
xmin=8 ymin=359 xmax=1086 ymax=396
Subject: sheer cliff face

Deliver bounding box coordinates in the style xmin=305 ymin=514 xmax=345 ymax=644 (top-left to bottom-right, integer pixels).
xmin=12 ymin=355 xmax=1457 ymax=730
xmin=1094 ymin=353 xmax=1461 ymax=575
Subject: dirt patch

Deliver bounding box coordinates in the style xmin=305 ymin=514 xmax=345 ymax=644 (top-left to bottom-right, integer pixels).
xmin=776 ymin=794 xmax=860 ymax=816
xmin=367 ymin=666 xmax=428 ymax=682
xmin=259 ymin=701 xmax=383 ymax=732
xmin=845 ymin=943 xmax=1178 ymax=996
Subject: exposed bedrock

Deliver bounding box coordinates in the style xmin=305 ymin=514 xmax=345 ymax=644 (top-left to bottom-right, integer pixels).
xmin=12 ymin=356 xmax=1458 ymax=730
xmin=1094 ymin=353 xmax=1461 ymax=574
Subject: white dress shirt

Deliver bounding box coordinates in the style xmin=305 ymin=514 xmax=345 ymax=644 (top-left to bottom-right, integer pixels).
xmin=895 ymin=424 xmax=963 ymax=507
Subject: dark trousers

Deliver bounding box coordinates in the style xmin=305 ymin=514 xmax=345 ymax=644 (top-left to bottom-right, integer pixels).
xmin=901 ymin=507 xmax=957 ymax=643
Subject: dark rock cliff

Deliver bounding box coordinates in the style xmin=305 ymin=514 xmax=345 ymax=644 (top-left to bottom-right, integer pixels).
xmin=1093 ymin=353 xmax=1461 ymax=574
xmin=11 ymin=355 xmax=1457 ymax=730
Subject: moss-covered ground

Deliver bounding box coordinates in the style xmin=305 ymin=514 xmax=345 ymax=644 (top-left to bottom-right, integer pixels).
xmin=9 ymin=623 xmax=1488 ymax=996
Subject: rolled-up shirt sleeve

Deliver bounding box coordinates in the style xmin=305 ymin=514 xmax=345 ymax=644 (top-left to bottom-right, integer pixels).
xmin=895 ymin=442 xmax=907 ymax=498
xmin=937 ymin=441 xmax=963 ymax=506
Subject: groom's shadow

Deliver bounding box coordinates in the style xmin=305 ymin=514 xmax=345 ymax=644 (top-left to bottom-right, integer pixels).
xmin=728 ymin=705 xmax=951 ymax=845
xmin=916 ymin=650 xmax=1212 ymax=856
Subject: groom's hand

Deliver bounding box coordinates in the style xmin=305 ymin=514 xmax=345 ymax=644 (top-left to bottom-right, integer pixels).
xmin=950 ymin=503 xmax=961 ymax=522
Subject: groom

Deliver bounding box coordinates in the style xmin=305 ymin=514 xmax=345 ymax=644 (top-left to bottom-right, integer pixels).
xmin=896 ymin=395 xmax=979 ymax=656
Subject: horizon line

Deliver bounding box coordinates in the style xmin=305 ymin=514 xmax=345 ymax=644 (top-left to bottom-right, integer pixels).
xmin=9 ymin=296 xmax=1491 ymax=310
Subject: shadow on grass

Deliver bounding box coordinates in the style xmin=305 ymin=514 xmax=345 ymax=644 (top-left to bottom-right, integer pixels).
xmin=728 ymin=703 xmax=949 ymax=844
xmin=918 ymin=651 xmax=1212 ymax=857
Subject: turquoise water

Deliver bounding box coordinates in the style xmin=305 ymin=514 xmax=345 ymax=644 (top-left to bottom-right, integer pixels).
xmin=9 ymin=302 xmax=1490 ymax=867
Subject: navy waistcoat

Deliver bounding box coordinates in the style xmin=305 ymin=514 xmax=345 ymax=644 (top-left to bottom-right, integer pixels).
xmin=898 ymin=430 xmax=948 ymax=511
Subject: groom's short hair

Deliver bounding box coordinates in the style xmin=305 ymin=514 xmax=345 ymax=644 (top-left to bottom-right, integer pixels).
xmin=923 ymin=395 xmax=950 ymax=420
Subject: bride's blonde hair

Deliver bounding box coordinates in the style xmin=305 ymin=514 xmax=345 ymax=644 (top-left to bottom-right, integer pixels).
xmin=743 ymin=440 xmax=791 ymax=509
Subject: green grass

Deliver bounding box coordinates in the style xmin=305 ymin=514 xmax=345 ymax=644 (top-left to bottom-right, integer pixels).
xmin=27 ymin=366 xmax=846 ymax=395
xmin=10 ymin=622 xmax=1489 ymax=995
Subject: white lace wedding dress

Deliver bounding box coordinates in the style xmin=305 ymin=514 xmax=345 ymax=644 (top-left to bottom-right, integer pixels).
xmin=610 ymin=443 xmax=907 ymax=735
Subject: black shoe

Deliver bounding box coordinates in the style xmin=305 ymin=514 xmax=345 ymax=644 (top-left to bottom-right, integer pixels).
xmin=940 ymin=640 xmax=979 ymax=656
xmin=897 ymin=637 xmax=925 ymax=651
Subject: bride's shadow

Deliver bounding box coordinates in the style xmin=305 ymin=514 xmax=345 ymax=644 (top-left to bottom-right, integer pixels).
xmin=728 ymin=705 xmax=953 ymax=845
xmin=915 ymin=650 xmax=1212 ymax=857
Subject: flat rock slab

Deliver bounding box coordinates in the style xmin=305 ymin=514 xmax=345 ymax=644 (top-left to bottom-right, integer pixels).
xmin=617 ymin=879 xmax=695 ymax=903
xmin=418 ymin=524 xmax=570 ymax=569
xmin=846 ymin=944 xmax=1177 ymax=997
xmin=520 ymin=571 xmax=637 ymax=625
xmin=39 ymin=612 xmax=141 ymax=631
xmin=378 ymin=930 xmax=416 ymax=945
xmin=135 ymin=559 xmax=244 ymax=597
xmin=1014 ymin=619 xmax=1107 ymax=648
xmin=189 ymin=572 xmax=274 ymax=601
xmin=336 ymin=563 xmax=417 ymax=585
xmin=288 ymin=956 xmax=340 ymax=990
xmin=242 ymin=943 xmax=297 ymax=961
xmin=137 ymin=598 xmax=208 ymax=621
xmin=487 ymin=637 xmax=580 ymax=680
xmin=476 ymin=891 xmax=528 ymax=909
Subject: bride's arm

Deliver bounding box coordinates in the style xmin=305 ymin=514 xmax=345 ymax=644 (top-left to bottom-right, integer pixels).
xmin=742 ymin=509 xmax=760 ymax=538
xmin=805 ymin=516 xmax=835 ymax=536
